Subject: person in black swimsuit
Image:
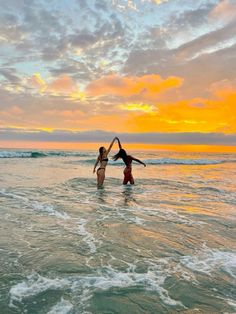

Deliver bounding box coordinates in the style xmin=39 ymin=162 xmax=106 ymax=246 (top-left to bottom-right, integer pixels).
xmin=93 ymin=137 xmax=118 ymax=188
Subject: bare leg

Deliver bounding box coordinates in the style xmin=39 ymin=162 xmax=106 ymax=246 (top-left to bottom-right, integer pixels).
xmin=130 ymin=173 xmax=134 ymax=185
xmin=97 ymin=169 xmax=105 ymax=187
xmin=123 ymin=177 xmax=128 ymax=185
xmin=123 ymin=168 xmax=133 ymax=185
xmin=123 ymin=169 xmax=129 ymax=185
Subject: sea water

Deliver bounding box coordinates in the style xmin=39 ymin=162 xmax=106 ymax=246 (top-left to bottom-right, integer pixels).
xmin=0 ymin=149 xmax=236 ymax=313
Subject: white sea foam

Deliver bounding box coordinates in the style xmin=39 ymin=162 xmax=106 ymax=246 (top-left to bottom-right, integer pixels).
xmin=9 ymin=264 xmax=184 ymax=310
xmin=0 ymin=189 xmax=69 ymax=219
xmin=77 ymin=219 xmax=97 ymax=253
xmin=78 ymin=266 xmax=183 ymax=306
xmin=0 ymin=151 xmax=33 ymax=158
xmin=9 ymin=273 xmax=70 ymax=305
xmin=0 ymin=150 xmax=93 ymax=158
xmin=226 ymin=298 xmax=236 ymax=309
xmin=0 ymin=189 xmax=28 ymax=202
xmin=144 ymin=158 xmax=226 ymax=165
xmin=129 ymin=216 xmax=146 ymax=226
xmin=31 ymin=201 xmax=69 ymax=219
xmin=180 ymin=248 xmax=236 ymax=278
xmin=133 ymin=204 xmax=205 ymax=226
xmin=47 ymin=298 xmax=73 ymax=314
xmin=105 ymin=158 xmax=228 ymax=166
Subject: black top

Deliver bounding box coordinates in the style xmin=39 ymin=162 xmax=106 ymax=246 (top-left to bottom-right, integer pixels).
xmin=102 ymin=158 xmax=108 ymax=162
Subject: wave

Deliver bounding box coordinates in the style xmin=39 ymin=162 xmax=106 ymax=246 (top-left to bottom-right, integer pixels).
xmin=9 ymin=263 xmax=184 ymax=310
xmin=143 ymin=158 xmax=228 ymax=165
xmin=1 ymin=150 xmax=235 ymax=165
xmin=0 ymin=150 xmax=92 ymax=158
xmin=83 ymin=158 xmax=233 ymax=166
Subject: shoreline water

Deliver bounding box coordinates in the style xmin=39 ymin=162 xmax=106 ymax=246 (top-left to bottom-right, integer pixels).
xmin=0 ymin=149 xmax=236 ymax=313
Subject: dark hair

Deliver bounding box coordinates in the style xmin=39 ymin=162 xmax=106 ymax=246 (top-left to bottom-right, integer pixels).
xmin=99 ymin=146 xmax=105 ymax=158
xmin=113 ymin=148 xmax=127 ymax=162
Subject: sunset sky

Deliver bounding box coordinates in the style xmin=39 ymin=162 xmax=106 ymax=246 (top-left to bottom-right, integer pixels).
xmin=0 ymin=0 xmax=236 ymax=148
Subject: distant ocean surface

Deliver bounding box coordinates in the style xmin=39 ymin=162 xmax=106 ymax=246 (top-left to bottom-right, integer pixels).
xmin=0 ymin=148 xmax=236 ymax=313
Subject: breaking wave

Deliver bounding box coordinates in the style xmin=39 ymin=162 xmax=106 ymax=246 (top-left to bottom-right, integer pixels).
xmin=0 ymin=150 xmax=92 ymax=158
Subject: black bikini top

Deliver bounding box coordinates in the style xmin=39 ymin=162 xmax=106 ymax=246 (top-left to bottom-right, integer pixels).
xmin=102 ymin=158 xmax=108 ymax=162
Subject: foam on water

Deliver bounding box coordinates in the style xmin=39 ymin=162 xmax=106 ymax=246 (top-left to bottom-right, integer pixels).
xmin=0 ymin=150 xmax=93 ymax=158
xmin=180 ymin=247 xmax=236 ymax=278
xmin=31 ymin=201 xmax=70 ymax=219
xmin=77 ymin=219 xmax=97 ymax=253
xmin=1 ymin=150 xmax=235 ymax=166
xmin=0 ymin=189 xmax=69 ymax=219
xmin=9 ymin=261 xmax=185 ymax=311
xmin=2 ymin=150 xmax=236 ymax=313
xmin=9 ymin=246 xmax=236 ymax=311
xmin=0 ymin=151 xmax=36 ymax=158
xmin=9 ymin=273 xmax=70 ymax=306
xmin=85 ymin=157 xmax=232 ymax=166
xmin=143 ymin=158 xmax=227 ymax=165
xmin=0 ymin=189 xmax=29 ymax=202
xmin=226 ymin=298 xmax=236 ymax=310
xmin=131 ymin=204 xmax=205 ymax=226
xmin=47 ymin=298 xmax=73 ymax=314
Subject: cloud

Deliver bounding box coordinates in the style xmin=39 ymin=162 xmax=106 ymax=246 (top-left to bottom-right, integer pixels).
xmin=86 ymin=74 xmax=183 ymax=100
xmin=120 ymin=103 xmax=155 ymax=112
xmin=0 ymin=68 xmax=21 ymax=84
xmin=210 ymin=0 xmax=236 ymax=23
xmin=112 ymin=0 xmax=170 ymax=11
xmin=25 ymin=74 xmax=86 ymax=100
xmin=124 ymin=18 xmax=236 ymax=101
xmin=125 ymin=80 xmax=236 ymax=133
xmin=48 ymin=75 xmax=77 ymax=94
xmin=1 ymin=127 xmax=236 ymax=145
xmin=151 ymin=0 xmax=170 ymax=4
xmin=0 ymin=0 xmax=235 ymax=143
xmin=0 ymin=105 xmax=23 ymax=117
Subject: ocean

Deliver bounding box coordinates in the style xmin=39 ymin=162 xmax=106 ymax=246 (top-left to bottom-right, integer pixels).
xmin=0 ymin=148 xmax=236 ymax=314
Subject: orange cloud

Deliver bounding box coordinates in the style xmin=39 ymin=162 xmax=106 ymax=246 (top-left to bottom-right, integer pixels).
xmin=0 ymin=106 xmax=23 ymax=117
xmin=4 ymin=73 xmax=236 ymax=135
xmin=27 ymin=74 xmax=86 ymax=100
xmin=120 ymin=103 xmax=155 ymax=113
xmin=126 ymin=82 xmax=236 ymax=133
xmin=44 ymin=109 xmax=84 ymax=118
xmin=29 ymin=73 xmax=46 ymax=90
xmin=86 ymin=74 xmax=183 ymax=100
xmin=48 ymin=75 xmax=76 ymax=94
xmin=210 ymin=0 xmax=236 ymax=22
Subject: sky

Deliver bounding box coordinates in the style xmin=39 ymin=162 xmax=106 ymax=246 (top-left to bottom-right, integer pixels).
xmin=0 ymin=0 xmax=236 ymax=148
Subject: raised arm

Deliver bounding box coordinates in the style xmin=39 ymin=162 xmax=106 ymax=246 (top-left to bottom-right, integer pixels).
xmin=106 ymin=137 xmax=117 ymax=155
xmin=116 ymin=137 xmax=122 ymax=149
xmin=132 ymin=157 xmax=146 ymax=167
xmin=93 ymin=156 xmax=100 ymax=173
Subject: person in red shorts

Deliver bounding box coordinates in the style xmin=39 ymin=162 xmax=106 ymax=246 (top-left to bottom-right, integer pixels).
xmin=113 ymin=138 xmax=146 ymax=185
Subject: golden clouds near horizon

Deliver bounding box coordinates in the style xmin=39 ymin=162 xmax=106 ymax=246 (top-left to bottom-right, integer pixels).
xmin=126 ymin=81 xmax=236 ymax=133
xmin=2 ymin=71 xmax=236 ymax=135
xmin=120 ymin=103 xmax=155 ymax=113
xmin=86 ymin=74 xmax=183 ymax=99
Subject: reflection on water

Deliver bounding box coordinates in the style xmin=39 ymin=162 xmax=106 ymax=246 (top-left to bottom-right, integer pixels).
xmin=96 ymin=188 xmax=106 ymax=203
xmin=0 ymin=150 xmax=236 ymax=313
xmin=122 ymin=186 xmax=135 ymax=206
